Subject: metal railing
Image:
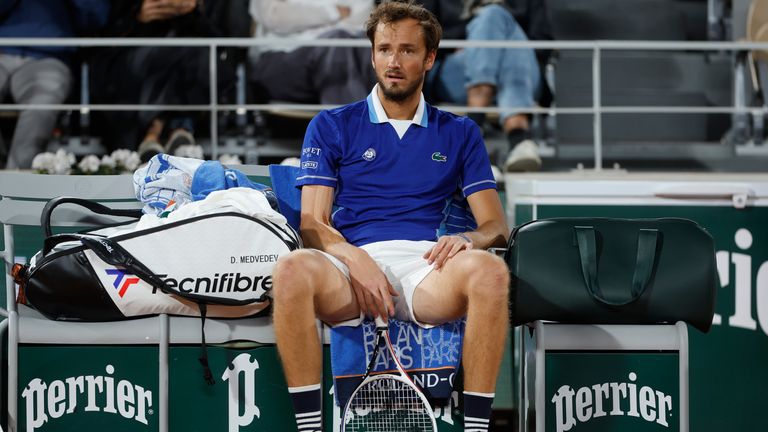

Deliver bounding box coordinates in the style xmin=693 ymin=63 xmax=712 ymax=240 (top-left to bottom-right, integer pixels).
xmin=2 ymin=37 xmax=768 ymax=168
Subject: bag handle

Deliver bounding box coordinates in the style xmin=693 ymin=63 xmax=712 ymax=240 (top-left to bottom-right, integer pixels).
xmin=574 ymin=226 xmax=659 ymax=306
xmin=42 ymin=232 xmax=172 ymax=290
xmin=41 ymin=197 xmax=143 ymax=238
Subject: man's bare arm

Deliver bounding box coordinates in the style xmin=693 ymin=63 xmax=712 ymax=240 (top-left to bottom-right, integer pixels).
xmin=463 ymin=188 xmax=509 ymax=248
xmin=299 ymin=185 xmax=398 ymax=319
xmin=424 ymin=188 xmax=509 ymax=269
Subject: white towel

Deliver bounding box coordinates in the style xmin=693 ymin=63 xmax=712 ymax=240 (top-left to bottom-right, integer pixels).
xmin=166 ymin=188 xmax=287 ymax=225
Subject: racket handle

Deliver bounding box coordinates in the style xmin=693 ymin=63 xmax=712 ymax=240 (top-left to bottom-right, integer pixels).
xmin=374 ymin=316 xmax=388 ymax=329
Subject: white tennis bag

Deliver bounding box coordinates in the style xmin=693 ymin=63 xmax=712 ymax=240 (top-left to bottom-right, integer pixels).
xmin=15 ymin=191 xmax=301 ymax=322
xmin=13 ymin=190 xmax=300 ymax=384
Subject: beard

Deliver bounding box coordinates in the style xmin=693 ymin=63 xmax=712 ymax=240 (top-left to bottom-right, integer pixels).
xmin=377 ymin=73 xmax=424 ymax=103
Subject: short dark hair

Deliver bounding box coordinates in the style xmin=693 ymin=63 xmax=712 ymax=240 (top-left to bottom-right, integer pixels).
xmin=365 ymin=1 xmax=442 ymax=53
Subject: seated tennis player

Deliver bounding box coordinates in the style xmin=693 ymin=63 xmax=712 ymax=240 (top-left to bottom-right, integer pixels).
xmin=271 ymin=2 xmax=510 ymax=431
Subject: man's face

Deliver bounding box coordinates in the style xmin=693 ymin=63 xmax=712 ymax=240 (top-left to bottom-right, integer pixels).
xmin=371 ymin=18 xmax=436 ymax=102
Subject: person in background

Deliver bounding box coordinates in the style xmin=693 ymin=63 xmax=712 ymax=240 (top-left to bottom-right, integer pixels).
xmin=0 ymin=0 xmax=110 ymax=169
xmin=422 ymin=0 xmax=553 ymax=172
xmin=271 ymin=3 xmax=510 ymax=431
xmin=248 ymin=0 xmax=376 ymax=105
xmin=91 ymin=0 xmax=244 ymax=160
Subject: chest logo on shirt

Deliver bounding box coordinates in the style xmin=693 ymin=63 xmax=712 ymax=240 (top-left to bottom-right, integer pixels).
xmin=431 ymin=152 xmax=448 ymax=162
xmin=362 ymin=148 xmax=377 ymax=161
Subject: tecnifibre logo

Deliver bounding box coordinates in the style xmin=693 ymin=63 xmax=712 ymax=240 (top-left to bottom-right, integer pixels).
xmin=104 ymin=268 xmax=272 ymax=298
xmin=22 ymin=365 xmax=153 ymax=432
xmin=105 ymin=269 xmax=140 ymax=298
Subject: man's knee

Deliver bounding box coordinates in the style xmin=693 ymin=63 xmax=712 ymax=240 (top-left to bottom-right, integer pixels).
xmin=474 ymin=4 xmax=517 ymax=26
xmin=470 ymin=4 xmax=525 ymax=41
xmin=272 ymin=250 xmax=325 ymax=301
xmin=458 ymin=251 xmax=510 ymax=299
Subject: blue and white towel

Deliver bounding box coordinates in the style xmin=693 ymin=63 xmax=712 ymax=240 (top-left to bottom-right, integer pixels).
xmin=133 ymin=154 xmax=203 ymax=215
xmin=133 ymin=155 xmax=277 ymax=215
xmin=191 ymin=160 xmax=277 ymax=209
xmin=331 ymin=319 xmax=464 ymax=407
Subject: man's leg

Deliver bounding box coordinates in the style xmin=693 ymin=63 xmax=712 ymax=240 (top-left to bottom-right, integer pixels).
xmin=7 ymin=57 xmax=71 ymax=169
xmin=464 ymin=5 xmax=543 ymax=171
xmin=412 ymin=249 xmax=510 ymax=430
xmin=249 ymin=49 xmax=317 ymax=103
xmin=271 ymin=249 xmax=361 ymax=431
xmin=313 ymin=29 xmax=377 ymax=105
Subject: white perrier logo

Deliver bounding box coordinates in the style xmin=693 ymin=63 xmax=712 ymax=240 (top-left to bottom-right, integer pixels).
xmin=551 ymin=372 xmax=673 ymax=432
xmin=22 ymin=365 xmax=152 ymax=432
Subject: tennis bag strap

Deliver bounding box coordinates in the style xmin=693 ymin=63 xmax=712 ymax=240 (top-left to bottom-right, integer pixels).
xmin=41 ymin=196 xmax=143 ymax=238
xmin=50 ymin=232 xmax=264 ymax=384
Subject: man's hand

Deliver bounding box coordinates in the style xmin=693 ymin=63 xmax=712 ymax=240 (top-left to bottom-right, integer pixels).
xmin=137 ymin=0 xmax=196 ymax=23
xmin=346 ymin=248 xmax=398 ymax=321
xmin=423 ymin=234 xmax=473 ymax=270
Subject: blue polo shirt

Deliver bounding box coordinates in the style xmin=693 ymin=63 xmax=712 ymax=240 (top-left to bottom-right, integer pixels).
xmin=296 ymin=87 xmax=496 ymax=247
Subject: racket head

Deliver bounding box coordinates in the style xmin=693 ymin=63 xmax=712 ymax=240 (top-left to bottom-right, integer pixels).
xmin=341 ymin=373 xmax=437 ymax=432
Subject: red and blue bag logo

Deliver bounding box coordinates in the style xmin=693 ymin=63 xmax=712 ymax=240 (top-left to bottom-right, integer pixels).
xmin=105 ymin=269 xmax=140 ymax=298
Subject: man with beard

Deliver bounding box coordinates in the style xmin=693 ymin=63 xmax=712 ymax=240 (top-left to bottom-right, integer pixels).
xmin=270 ymin=2 xmax=510 ymax=431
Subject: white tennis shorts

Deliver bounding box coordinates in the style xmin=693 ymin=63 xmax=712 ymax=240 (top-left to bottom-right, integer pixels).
xmin=318 ymin=240 xmax=437 ymax=328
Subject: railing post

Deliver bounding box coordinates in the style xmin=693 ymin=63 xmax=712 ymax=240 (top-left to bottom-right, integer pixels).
xmin=593 ymin=46 xmax=603 ymax=171
xmin=209 ymin=42 xmax=219 ymax=160
xmin=159 ymin=314 xmax=169 ymax=432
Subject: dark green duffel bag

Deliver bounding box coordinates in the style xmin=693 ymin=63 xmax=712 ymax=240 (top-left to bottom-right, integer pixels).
xmin=506 ymin=217 xmax=718 ymax=332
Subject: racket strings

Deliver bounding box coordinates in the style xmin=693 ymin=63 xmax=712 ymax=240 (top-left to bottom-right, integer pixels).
xmin=345 ymin=377 xmax=433 ymax=432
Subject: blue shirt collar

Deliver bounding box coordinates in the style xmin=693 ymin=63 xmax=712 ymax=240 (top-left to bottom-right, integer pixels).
xmin=366 ymin=84 xmax=428 ymax=128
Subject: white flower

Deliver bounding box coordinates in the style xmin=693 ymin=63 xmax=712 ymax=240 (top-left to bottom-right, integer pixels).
xmin=280 ymin=157 xmax=301 ymax=167
xmin=100 ymin=155 xmax=116 ymax=169
xmin=52 ymin=149 xmax=75 ymax=174
xmin=122 ymin=152 xmax=141 ymax=172
xmin=218 ymin=154 xmax=242 ymax=165
xmin=31 ymin=152 xmax=56 ymax=173
xmin=173 ymin=144 xmax=204 ymax=160
xmin=78 ymin=155 xmax=101 ymax=173
xmin=109 ymin=149 xmax=141 ymax=172
xmin=59 ymin=148 xmax=76 ymax=166
xmin=110 ymin=149 xmax=131 ymax=164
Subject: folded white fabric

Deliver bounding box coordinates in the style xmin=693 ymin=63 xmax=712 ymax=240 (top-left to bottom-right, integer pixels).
xmin=167 ymin=188 xmax=287 ymax=225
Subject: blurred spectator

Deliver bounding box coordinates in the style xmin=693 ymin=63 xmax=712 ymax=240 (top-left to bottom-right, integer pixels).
xmin=0 ymin=0 xmax=109 ymax=169
xmin=247 ymin=0 xmax=376 ymax=105
xmin=91 ymin=0 xmax=245 ymax=160
xmin=422 ymin=0 xmax=552 ymax=171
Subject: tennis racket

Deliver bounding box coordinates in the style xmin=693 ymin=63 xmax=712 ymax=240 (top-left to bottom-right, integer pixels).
xmin=341 ymin=317 xmax=437 ymax=432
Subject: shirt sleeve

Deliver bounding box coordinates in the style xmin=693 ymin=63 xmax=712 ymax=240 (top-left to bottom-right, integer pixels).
xmin=296 ymin=111 xmax=342 ymax=189
xmin=460 ymin=119 xmax=497 ymax=197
